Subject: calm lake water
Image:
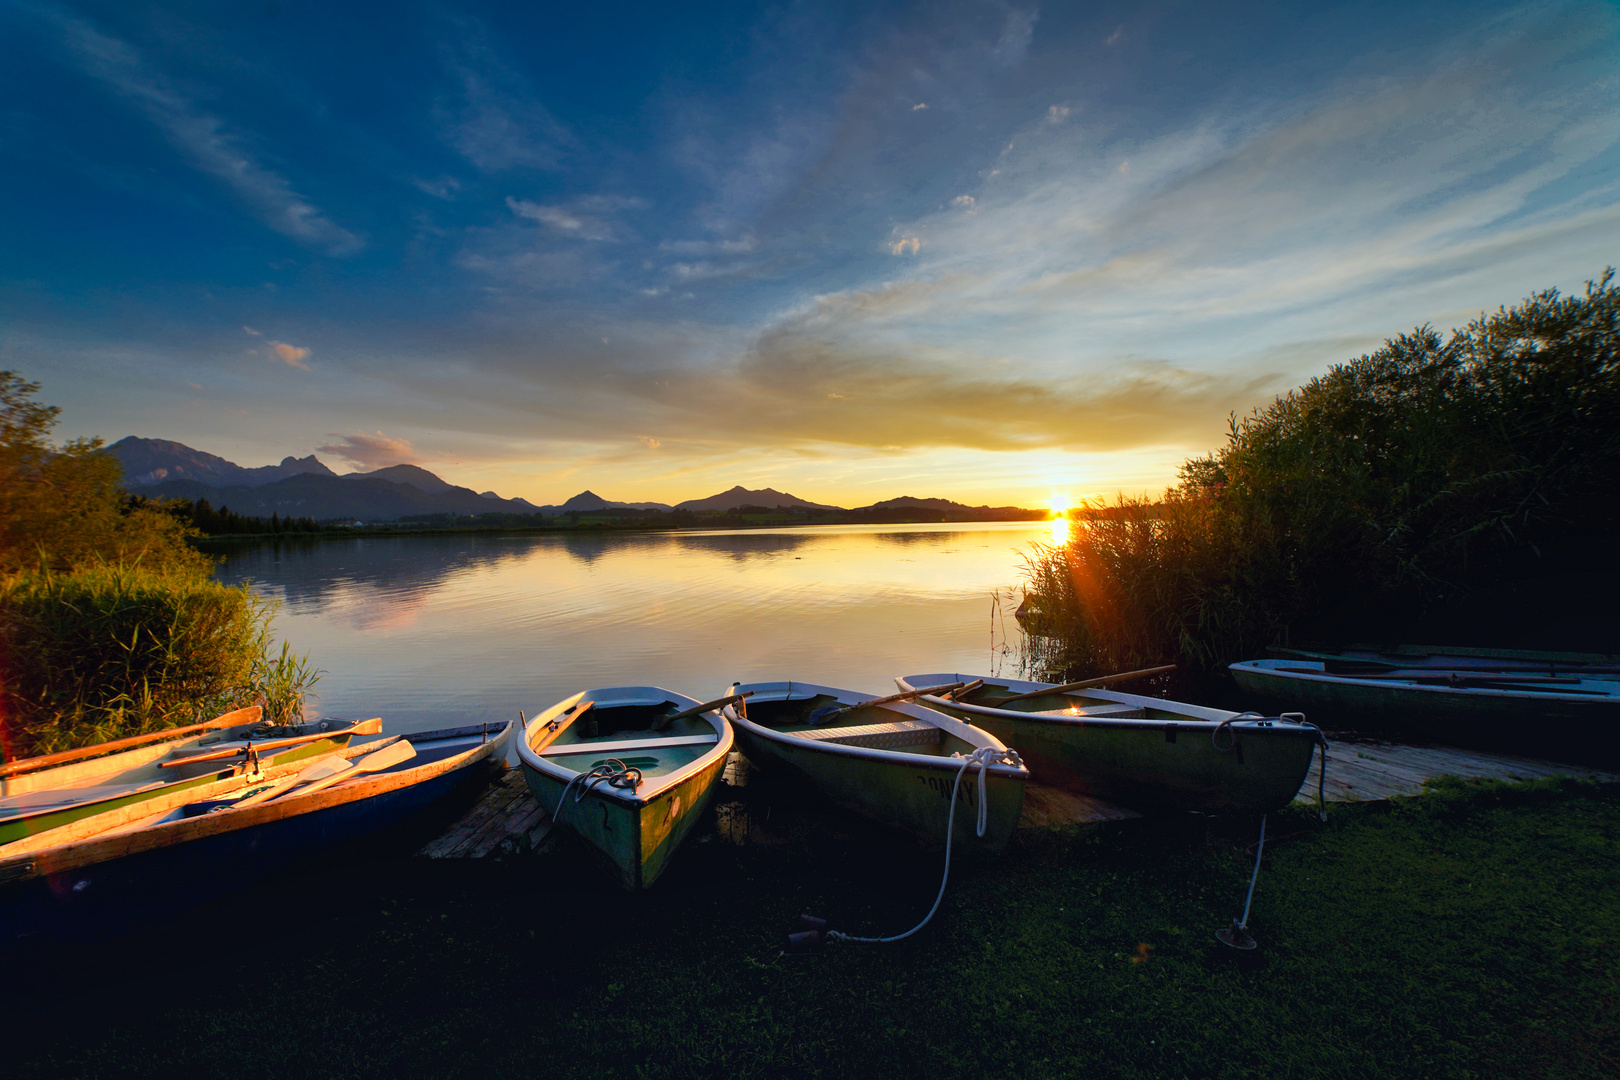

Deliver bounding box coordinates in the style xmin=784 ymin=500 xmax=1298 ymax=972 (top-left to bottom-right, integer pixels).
xmin=216 ymin=521 xmax=1066 ymax=737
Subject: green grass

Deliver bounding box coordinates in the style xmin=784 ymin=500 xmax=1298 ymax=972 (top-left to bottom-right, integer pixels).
xmin=14 ymin=775 xmax=1617 ymax=1079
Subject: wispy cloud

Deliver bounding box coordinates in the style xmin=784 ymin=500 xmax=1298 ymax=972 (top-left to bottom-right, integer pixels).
xmin=437 ymin=27 xmax=575 ymax=172
xmin=316 ymin=431 xmax=422 ymax=470
xmin=54 ymin=13 xmax=362 ymax=255
xmin=505 ymin=194 xmax=642 ymax=241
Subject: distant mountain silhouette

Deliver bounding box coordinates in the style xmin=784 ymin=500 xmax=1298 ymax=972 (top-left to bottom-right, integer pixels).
xmin=114 ymin=438 xmax=539 ymax=521
xmin=111 ymin=439 xmax=1035 ymax=522
xmin=674 ymin=486 xmax=839 ymax=512
xmin=112 ymin=437 xmax=335 ymax=488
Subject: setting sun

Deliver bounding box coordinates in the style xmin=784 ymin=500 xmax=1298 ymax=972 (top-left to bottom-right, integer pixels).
xmin=1047 ymin=495 xmax=1072 ymax=516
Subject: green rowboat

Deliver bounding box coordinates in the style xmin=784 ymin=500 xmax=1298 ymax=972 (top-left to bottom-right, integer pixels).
xmin=896 ymin=672 xmax=1321 ymax=813
xmin=722 ymin=680 xmax=1028 ymax=852
xmin=515 ymin=687 xmax=735 ymax=890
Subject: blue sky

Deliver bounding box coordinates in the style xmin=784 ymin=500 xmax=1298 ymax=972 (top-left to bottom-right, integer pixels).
xmin=3 ymin=0 xmax=1617 ymax=507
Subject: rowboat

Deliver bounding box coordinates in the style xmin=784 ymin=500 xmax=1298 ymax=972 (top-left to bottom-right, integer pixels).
xmin=1229 ymin=657 xmax=1620 ymax=765
xmin=0 ymin=709 xmax=382 ymax=846
xmin=0 ymin=720 xmax=511 ymax=943
xmin=896 ymin=672 xmax=1322 ymax=813
xmin=515 ymin=688 xmax=735 ymax=890
xmin=722 ymin=680 xmax=1028 ymax=852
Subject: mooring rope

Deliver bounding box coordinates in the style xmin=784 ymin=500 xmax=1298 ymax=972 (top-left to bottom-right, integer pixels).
xmin=552 ymin=758 xmax=642 ymax=821
xmin=828 ymin=745 xmax=1023 ymax=944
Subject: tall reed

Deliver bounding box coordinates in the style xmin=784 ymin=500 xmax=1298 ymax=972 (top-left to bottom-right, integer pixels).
xmin=0 ymin=562 xmax=321 ymax=759
xmin=1020 ymin=272 xmax=1620 ymax=682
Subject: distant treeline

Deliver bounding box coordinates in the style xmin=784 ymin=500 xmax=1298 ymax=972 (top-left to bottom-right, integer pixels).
xmin=141 ymin=496 xmax=321 ymax=535
xmin=158 ymin=499 xmax=1047 ymax=536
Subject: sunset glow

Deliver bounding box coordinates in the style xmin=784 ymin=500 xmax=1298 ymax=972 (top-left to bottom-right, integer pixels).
xmin=4 ymin=3 xmax=1614 ymax=507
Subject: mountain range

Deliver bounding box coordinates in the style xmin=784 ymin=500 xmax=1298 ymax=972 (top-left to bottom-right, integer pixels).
xmin=110 ymin=437 xmax=1033 ymax=522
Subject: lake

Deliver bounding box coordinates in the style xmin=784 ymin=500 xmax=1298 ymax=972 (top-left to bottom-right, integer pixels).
xmin=216 ymin=520 xmax=1066 ymax=736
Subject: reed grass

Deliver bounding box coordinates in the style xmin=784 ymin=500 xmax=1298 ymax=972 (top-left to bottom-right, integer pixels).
xmin=0 ymin=562 xmax=320 ymax=758
xmin=1020 ymin=272 xmax=1620 ymax=683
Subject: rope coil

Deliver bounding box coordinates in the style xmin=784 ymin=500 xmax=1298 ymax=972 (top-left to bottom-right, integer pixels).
xmin=552 ymin=758 xmax=643 ymax=821
xmin=828 ymin=746 xmax=1023 ymax=945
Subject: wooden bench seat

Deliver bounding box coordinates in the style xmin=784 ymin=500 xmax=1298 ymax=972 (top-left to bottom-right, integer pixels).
xmin=538 ymin=734 xmax=718 ymax=757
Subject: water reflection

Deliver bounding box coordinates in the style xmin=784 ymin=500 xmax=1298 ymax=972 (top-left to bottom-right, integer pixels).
xmin=216 ymin=522 xmax=1052 ymax=736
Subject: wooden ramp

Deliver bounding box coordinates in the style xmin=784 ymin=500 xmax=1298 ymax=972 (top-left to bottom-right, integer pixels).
xmin=419 ymin=744 xmax=1620 ymax=855
xmin=418 ymin=767 xmax=551 ymax=859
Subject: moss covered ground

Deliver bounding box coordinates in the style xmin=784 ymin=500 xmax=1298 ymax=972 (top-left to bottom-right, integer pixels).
xmin=13 ymin=776 xmax=1618 ymax=1079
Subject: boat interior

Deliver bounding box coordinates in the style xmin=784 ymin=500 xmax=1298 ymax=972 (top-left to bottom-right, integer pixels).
xmin=737 ymin=692 xmax=977 ymax=759
xmin=533 ymin=700 xmax=721 ymax=779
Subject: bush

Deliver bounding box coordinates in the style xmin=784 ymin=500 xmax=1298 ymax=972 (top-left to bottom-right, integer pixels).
xmin=1020 ymin=271 xmax=1620 ymax=682
xmin=0 ymin=563 xmax=320 ymax=759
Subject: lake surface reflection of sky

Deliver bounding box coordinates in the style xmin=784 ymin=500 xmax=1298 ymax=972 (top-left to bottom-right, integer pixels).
xmin=215 ymin=521 xmax=1059 ymax=736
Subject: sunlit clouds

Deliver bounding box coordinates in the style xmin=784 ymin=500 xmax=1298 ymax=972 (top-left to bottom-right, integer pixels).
xmin=314 ymin=432 xmax=423 ymax=471
xmin=5 ymin=1 xmax=1617 ymax=508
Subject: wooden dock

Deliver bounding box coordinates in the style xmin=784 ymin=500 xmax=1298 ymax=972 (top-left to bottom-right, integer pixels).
xmin=418 ymin=741 xmax=1620 ymax=857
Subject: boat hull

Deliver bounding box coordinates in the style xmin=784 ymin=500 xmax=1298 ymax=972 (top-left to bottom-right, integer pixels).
xmin=518 ymin=749 xmax=728 ymax=890
xmin=1230 ymin=659 xmax=1620 ymax=766
xmin=725 ymin=682 xmax=1027 ymax=852
xmin=898 ymin=673 xmax=1319 ymax=814
xmin=514 ymin=688 xmax=735 ymax=890
xmin=0 ymin=722 xmax=510 ymax=943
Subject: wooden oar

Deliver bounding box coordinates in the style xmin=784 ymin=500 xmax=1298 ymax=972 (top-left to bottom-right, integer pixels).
xmin=155 ymin=718 xmax=383 ymax=768
xmin=0 ymin=706 xmax=262 ymax=778
xmin=236 ymin=739 xmax=417 ymax=807
xmin=998 ymin=665 xmax=1177 ymax=704
xmin=808 ymin=682 xmax=965 ymax=723
xmin=651 ymin=692 xmax=754 ymax=731
xmin=945 ymin=679 xmax=985 ymax=701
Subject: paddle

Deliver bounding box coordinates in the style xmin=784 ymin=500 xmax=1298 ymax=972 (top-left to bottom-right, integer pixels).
xmin=155 ymin=718 xmax=383 ymax=768
xmin=945 ymin=679 xmax=985 ymax=701
xmin=997 ymin=664 xmax=1177 ymax=705
xmin=651 ymin=692 xmax=753 ymax=731
xmin=228 ymin=739 xmax=416 ymax=808
xmin=807 ymin=682 xmax=965 ymax=724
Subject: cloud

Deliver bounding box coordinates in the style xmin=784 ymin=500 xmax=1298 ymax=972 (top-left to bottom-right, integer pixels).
xmin=437 ymin=28 xmax=575 ymax=172
xmin=270 ymin=341 xmax=311 ymax=369
xmin=913 ymin=102 xmax=929 ymax=111
xmin=1046 ymin=105 xmax=1071 ymax=124
xmin=1105 ymin=26 xmax=1125 ymax=47
xmin=56 ymin=14 xmax=362 ymax=255
xmin=952 ymin=195 xmax=975 ymax=208
xmin=507 ymin=197 xmax=616 ymax=241
xmin=413 ymin=176 xmax=463 ymax=200
xmin=889 ymin=235 xmax=922 ymax=255
xmin=242 ymin=325 xmax=261 ymax=336
xmin=315 ymin=432 xmax=423 ymax=470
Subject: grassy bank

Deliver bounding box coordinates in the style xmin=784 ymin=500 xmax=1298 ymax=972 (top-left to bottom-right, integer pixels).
xmin=16 ymin=776 xmax=1617 ymax=1079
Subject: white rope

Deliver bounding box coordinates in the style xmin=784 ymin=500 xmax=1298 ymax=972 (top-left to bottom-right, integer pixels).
xmin=828 ymin=746 xmax=1023 ymax=944
xmin=1236 ymin=813 xmax=1267 ymax=930
xmin=552 ymin=758 xmax=641 ymax=821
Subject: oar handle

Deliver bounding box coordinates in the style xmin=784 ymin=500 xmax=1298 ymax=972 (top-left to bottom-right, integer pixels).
xmin=654 ymin=692 xmax=753 ymax=730
xmin=1000 ymin=665 xmax=1177 ymax=704
xmin=844 ymin=682 xmax=966 ymax=712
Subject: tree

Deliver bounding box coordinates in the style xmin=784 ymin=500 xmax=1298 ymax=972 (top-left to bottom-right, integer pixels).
xmin=0 ymin=371 xmax=208 ymax=576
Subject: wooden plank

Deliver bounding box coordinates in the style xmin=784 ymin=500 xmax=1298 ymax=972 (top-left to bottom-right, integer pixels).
xmin=538 ymin=734 xmax=718 ymax=757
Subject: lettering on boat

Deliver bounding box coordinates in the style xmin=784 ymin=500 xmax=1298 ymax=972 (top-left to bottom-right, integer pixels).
xmin=662 ymin=794 xmax=681 ymax=825
xmin=915 ymin=774 xmax=977 ymax=804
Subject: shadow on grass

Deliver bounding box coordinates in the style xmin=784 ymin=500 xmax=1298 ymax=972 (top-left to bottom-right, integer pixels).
xmin=12 ymin=775 xmax=1618 ymax=1080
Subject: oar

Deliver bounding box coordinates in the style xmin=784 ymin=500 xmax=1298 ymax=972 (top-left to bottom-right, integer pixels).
xmin=156 ymin=719 xmax=383 ymax=768
xmin=998 ymin=665 xmax=1177 ymax=705
xmin=651 ymin=692 xmax=753 ymax=731
xmin=808 ymin=682 xmax=964 ymax=723
xmin=230 ymin=739 xmax=416 ymax=808
xmin=945 ymin=679 xmax=985 ymax=701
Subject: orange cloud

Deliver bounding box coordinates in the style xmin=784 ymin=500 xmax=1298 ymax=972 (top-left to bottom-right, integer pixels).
xmin=271 ymin=341 xmax=311 ymax=369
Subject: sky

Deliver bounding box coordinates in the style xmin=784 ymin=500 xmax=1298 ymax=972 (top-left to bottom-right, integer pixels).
xmin=2 ymin=0 xmax=1617 ymax=509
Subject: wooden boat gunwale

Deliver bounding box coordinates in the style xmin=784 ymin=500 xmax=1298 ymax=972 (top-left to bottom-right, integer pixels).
xmin=722 ymin=679 xmax=1030 ymax=775
xmin=0 ymin=713 xmax=382 ymax=844
xmin=0 ymin=721 xmax=513 ymax=884
xmin=895 ymin=672 xmax=1306 ymax=733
